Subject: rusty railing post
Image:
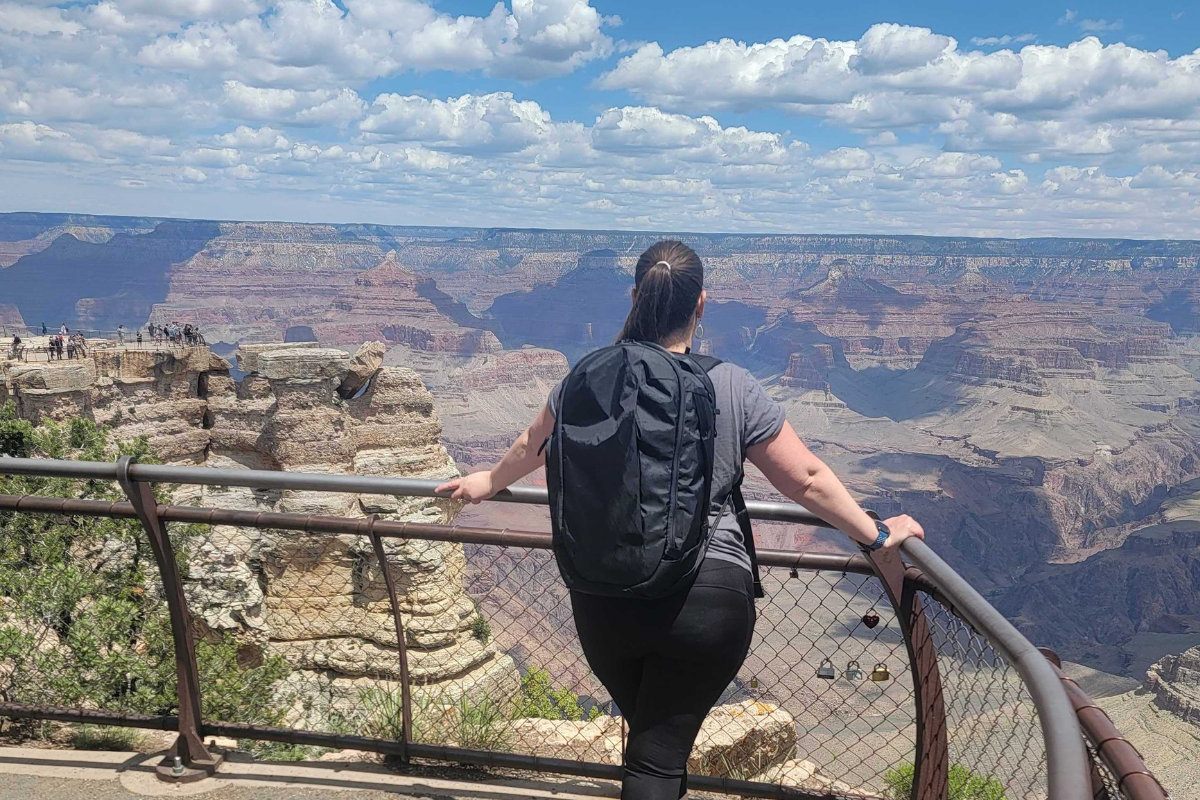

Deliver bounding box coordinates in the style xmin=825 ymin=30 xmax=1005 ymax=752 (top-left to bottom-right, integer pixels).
xmin=116 ymin=456 xmax=222 ymax=782
xmin=866 ymin=546 xmax=949 ymax=800
xmin=366 ymin=514 xmax=412 ymax=762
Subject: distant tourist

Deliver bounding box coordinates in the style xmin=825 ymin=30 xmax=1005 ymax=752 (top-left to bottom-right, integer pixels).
xmin=53 ymin=334 xmax=64 ymax=360
xmin=66 ymin=337 xmax=75 ymax=360
xmin=117 ymin=324 xmax=126 ymax=344
xmin=436 ymin=240 xmax=927 ymax=800
xmin=59 ymin=323 xmax=68 ymax=336
xmin=40 ymin=323 xmax=47 ymax=336
xmin=136 ymin=329 xmax=143 ymax=347
xmin=9 ymin=335 xmax=21 ymax=359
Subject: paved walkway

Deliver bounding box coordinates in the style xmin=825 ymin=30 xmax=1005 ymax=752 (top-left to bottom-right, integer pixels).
xmin=0 ymin=747 xmax=620 ymax=800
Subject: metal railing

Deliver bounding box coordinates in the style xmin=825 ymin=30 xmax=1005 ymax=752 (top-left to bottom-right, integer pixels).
xmin=0 ymin=457 xmax=1168 ymax=799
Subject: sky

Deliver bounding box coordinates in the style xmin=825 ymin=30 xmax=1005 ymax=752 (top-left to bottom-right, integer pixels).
xmin=3 ymin=1 xmax=1200 ymax=237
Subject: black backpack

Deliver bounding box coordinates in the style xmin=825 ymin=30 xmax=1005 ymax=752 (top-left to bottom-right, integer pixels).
xmin=545 ymin=340 xmax=762 ymax=600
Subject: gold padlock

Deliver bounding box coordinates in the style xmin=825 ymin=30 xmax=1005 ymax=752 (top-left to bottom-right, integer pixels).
xmin=844 ymin=660 xmax=864 ymax=681
xmin=749 ymin=676 xmax=760 ymax=690
xmin=871 ymin=663 xmax=891 ymax=682
xmin=817 ymin=658 xmax=836 ymax=680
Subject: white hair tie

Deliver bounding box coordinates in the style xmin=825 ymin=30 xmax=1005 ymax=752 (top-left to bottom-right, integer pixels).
xmin=654 ymin=260 xmax=672 ymax=271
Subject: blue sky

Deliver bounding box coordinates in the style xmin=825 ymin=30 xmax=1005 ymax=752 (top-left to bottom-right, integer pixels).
xmin=2 ymin=0 xmax=1200 ymax=237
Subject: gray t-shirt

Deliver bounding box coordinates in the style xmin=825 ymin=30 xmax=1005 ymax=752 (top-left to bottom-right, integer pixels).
xmin=546 ymin=361 xmax=786 ymax=573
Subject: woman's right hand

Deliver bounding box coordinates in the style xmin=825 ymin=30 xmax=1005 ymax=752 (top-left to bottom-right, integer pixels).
xmin=881 ymin=514 xmax=925 ymax=549
xmin=436 ymin=471 xmax=497 ymax=504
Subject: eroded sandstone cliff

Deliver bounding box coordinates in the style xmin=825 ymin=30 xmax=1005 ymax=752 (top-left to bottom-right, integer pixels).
xmin=1149 ymin=645 xmax=1200 ymax=726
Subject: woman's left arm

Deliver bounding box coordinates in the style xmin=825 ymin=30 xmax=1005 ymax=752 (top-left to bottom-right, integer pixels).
xmin=436 ymin=405 xmax=555 ymax=503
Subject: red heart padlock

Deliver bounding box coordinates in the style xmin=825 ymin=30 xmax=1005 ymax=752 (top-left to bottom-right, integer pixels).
xmin=862 ymin=609 xmax=880 ymax=629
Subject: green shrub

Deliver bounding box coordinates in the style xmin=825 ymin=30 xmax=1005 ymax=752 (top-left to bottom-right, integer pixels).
xmin=0 ymin=402 xmax=34 ymax=458
xmin=515 ymin=668 xmax=601 ymax=722
xmin=452 ymin=695 xmax=511 ymax=750
xmin=470 ymin=613 xmax=492 ymax=644
xmin=362 ymin=689 xmax=511 ymax=751
xmin=0 ymin=413 xmax=292 ymax=740
xmin=884 ymin=762 xmax=1007 ymax=800
xmin=361 ymin=687 xmax=406 ymax=742
xmin=238 ymin=740 xmax=334 ymax=762
xmin=70 ymin=725 xmax=144 ymax=751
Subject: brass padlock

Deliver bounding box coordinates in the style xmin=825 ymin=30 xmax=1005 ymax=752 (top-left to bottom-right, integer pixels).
xmin=844 ymin=660 xmax=864 ymax=681
xmin=817 ymin=658 xmax=836 ymax=680
xmin=749 ymin=676 xmax=760 ymax=690
xmin=871 ymin=663 xmax=891 ymax=682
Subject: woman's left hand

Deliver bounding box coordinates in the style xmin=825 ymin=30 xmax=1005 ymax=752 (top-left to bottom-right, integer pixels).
xmin=436 ymin=471 xmax=497 ymax=504
xmin=881 ymin=514 xmax=925 ymax=549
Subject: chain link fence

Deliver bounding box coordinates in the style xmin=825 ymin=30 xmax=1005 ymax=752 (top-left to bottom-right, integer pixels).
xmin=922 ymin=593 xmax=1049 ymax=800
xmin=1086 ymin=738 xmax=1123 ymax=800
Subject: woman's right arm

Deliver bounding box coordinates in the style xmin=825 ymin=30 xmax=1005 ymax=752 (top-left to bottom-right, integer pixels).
xmin=746 ymin=420 xmax=924 ymax=550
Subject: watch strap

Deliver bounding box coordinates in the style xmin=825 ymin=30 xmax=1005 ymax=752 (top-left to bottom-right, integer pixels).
xmin=864 ymin=520 xmax=890 ymax=552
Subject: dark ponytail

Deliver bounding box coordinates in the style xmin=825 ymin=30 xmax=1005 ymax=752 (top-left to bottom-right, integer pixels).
xmin=618 ymin=240 xmax=704 ymax=344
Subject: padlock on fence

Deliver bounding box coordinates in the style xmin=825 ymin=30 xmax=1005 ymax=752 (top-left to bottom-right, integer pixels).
xmin=817 ymin=658 xmax=836 ymax=679
xmin=871 ymin=663 xmax=891 ymax=682
xmin=844 ymin=660 xmax=864 ymax=681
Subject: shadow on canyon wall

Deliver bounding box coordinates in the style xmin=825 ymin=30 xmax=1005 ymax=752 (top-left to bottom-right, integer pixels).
xmin=0 ymin=221 xmax=221 ymax=330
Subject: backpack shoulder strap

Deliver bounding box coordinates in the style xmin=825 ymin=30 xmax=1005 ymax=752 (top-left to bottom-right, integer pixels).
xmin=730 ymin=480 xmax=765 ymax=599
xmin=687 ymin=353 xmax=724 ymax=373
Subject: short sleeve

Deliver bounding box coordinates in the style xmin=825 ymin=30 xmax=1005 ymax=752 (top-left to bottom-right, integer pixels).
xmin=546 ymin=378 xmax=565 ymax=418
xmin=742 ymin=373 xmax=786 ymax=448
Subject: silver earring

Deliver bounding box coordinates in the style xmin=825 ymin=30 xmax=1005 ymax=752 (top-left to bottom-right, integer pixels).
xmin=695 ymin=321 xmax=705 ymax=340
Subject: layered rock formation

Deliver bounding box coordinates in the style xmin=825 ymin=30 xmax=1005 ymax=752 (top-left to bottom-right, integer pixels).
xmin=2 ymin=341 xmax=223 ymax=461
xmin=307 ymin=252 xmax=501 ymax=354
xmin=0 ymin=339 xmax=520 ymax=725
xmin=502 ymin=700 xmax=799 ymax=778
xmin=149 ymin=241 xmax=502 ymax=361
xmin=1148 ymin=645 xmax=1200 ymax=726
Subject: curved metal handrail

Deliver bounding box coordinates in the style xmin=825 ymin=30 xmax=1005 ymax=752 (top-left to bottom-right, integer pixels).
xmin=0 ymin=457 xmax=1094 ymax=798
xmin=0 ymin=458 xmax=844 ymax=528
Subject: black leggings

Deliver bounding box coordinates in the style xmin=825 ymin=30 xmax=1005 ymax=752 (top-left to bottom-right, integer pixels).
xmin=570 ymin=559 xmax=756 ymax=800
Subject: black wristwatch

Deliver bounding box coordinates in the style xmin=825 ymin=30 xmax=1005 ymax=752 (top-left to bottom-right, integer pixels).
xmin=862 ymin=520 xmax=891 ymax=552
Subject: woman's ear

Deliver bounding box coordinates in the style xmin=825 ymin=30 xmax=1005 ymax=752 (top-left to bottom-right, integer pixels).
xmin=696 ymin=289 xmax=707 ymax=319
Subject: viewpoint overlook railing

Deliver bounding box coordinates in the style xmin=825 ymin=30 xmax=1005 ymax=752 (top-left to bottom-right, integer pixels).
xmin=2 ymin=328 xmax=205 ymax=362
xmin=0 ymin=457 xmax=1168 ymax=800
